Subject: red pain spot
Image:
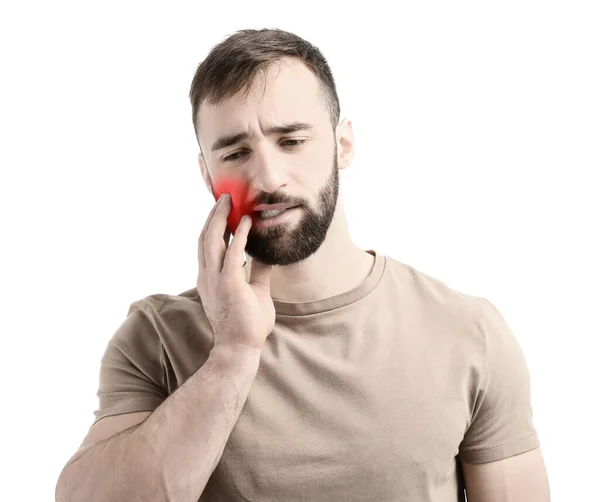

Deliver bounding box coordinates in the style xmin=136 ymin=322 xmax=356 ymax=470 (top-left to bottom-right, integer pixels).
xmin=213 ymin=177 xmax=255 ymax=234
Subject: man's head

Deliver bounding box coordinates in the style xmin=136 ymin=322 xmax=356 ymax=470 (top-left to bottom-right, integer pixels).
xmin=189 ymin=28 xmax=354 ymax=266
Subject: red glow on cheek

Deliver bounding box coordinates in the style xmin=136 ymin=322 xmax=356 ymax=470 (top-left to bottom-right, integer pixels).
xmin=213 ymin=177 xmax=255 ymax=234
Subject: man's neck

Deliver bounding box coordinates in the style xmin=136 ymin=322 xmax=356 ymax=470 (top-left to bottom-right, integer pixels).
xmin=247 ymin=211 xmax=375 ymax=303
xmin=269 ymin=246 xmax=374 ymax=303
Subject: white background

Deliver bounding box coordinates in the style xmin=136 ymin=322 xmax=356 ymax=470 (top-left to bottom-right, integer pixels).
xmin=1 ymin=1 xmax=598 ymax=500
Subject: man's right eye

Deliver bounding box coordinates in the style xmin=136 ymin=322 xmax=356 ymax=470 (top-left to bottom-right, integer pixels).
xmin=223 ymin=151 xmax=246 ymax=162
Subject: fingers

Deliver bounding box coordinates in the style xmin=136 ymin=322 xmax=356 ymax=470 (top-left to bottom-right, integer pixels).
xmin=204 ymin=194 xmax=232 ymax=272
xmin=222 ymin=215 xmax=253 ymax=275
xmin=198 ymin=194 xmax=228 ymax=269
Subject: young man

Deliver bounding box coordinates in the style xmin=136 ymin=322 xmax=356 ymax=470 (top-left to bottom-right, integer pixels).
xmin=56 ymin=28 xmax=550 ymax=502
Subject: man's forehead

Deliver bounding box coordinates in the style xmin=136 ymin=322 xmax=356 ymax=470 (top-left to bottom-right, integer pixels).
xmin=197 ymin=60 xmax=327 ymax=138
xmin=200 ymin=83 xmax=319 ymax=120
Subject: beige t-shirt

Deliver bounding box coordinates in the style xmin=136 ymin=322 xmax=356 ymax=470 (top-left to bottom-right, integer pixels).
xmin=93 ymin=249 xmax=540 ymax=501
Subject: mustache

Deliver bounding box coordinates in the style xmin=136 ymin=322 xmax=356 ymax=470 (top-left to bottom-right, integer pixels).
xmin=252 ymin=192 xmax=304 ymax=207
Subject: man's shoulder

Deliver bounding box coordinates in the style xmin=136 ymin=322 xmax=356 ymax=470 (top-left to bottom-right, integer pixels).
xmin=382 ymin=254 xmax=484 ymax=317
xmin=130 ymin=286 xmax=201 ymax=315
xmin=114 ymin=286 xmax=210 ymax=354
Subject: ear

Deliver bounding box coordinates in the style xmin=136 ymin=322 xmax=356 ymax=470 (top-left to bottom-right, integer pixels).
xmin=198 ymin=152 xmax=214 ymax=195
xmin=335 ymin=118 xmax=355 ymax=170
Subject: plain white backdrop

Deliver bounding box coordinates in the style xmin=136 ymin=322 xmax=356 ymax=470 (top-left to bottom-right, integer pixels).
xmin=1 ymin=1 xmax=598 ymax=500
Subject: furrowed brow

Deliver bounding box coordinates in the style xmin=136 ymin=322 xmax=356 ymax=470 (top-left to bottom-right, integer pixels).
xmin=211 ymin=122 xmax=313 ymax=152
xmin=265 ymin=122 xmax=314 ymax=135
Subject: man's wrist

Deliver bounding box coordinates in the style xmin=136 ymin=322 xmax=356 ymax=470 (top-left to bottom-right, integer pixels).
xmin=209 ymin=342 xmax=263 ymax=369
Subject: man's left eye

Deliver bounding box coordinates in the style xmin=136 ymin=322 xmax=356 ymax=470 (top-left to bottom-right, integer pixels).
xmin=281 ymin=139 xmax=307 ymax=147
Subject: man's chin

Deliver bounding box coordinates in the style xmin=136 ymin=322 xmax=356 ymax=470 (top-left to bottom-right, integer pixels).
xmin=245 ymin=251 xmax=301 ymax=267
xmin=245 ymin=243 xmax=317 ymax=267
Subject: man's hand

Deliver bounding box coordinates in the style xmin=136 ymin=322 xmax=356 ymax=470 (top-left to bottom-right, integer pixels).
xmin=197 ymin=193 xmax=276 ymax=351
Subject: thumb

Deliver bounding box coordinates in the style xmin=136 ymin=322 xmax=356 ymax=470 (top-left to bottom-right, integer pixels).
xmin=248 ymin=258 xmax=273 ymax=292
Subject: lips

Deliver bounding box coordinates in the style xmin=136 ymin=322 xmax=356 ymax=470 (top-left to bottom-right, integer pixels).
xmin=252 ymin=205 xmax=300 ymax=228
xmin=253 ymin=204 xmax=299 ymax=213
xmin=253 ymin=206 xmax=298 ymax=225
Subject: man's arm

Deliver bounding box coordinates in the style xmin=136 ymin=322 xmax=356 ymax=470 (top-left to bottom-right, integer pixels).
xmin=462 ymin=447 xmax=551 ymax=501
xmin=55 ymin=343 xmax=262 ymax=502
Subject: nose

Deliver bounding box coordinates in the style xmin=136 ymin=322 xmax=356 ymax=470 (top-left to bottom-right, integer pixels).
xmin=249 ymin=145 xmax=288 ymax=194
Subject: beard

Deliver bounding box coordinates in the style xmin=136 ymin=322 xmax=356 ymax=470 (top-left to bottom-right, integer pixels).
xmin=243 ymin=150 xmax=339 ymax=266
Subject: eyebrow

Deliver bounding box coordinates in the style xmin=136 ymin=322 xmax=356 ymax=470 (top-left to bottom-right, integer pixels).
xmin=210 ymin=122 xmax=314 ymax=152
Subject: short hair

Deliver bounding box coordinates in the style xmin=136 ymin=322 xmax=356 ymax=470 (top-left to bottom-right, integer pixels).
xmin=189 ymin=28 xmax=341 ymax=146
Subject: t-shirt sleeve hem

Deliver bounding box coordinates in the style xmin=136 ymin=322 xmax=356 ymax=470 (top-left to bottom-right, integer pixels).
xmin=90 ymin=398 xmax=164 ymax=430
xmin=458 ymin=432 xmax=540 ymax=464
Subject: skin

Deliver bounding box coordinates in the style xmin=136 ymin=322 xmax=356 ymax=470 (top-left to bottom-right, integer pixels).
xmin=196 ymin=57 xmax=375 ymax=302
xmin=462 ymin=448 xmax=551 ymax=502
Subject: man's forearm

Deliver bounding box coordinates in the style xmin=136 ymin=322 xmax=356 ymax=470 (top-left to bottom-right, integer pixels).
xmin=56 ymin=344 xmax=262 ymax=502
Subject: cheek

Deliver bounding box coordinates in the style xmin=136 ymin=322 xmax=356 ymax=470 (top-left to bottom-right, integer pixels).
xmin=212 ymin=176 xmax=255 ymax=234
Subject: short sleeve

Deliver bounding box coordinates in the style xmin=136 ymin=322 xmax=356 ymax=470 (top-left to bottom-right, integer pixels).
xmin=91 ymin=300 xmax=168 ymax=428
xmin=458 ymin=298 xmax=540 ymax=464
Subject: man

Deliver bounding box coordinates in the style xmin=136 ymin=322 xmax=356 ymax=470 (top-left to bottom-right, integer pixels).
xmin=56 ymin=28 xmax=551 ymax=501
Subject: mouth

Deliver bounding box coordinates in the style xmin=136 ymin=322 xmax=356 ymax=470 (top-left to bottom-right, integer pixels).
xmin=253 ymin=204 xmax=300 ymax=219
xmin=251 ymin=205 xmax=301 ymax=228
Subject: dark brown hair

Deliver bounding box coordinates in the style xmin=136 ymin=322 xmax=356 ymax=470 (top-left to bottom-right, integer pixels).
xmin=189 ymin=28 xmax=341 ymax=147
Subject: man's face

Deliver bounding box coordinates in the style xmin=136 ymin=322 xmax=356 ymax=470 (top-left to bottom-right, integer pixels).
xmin=197 ymin=58 xmax=341 ymax=266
